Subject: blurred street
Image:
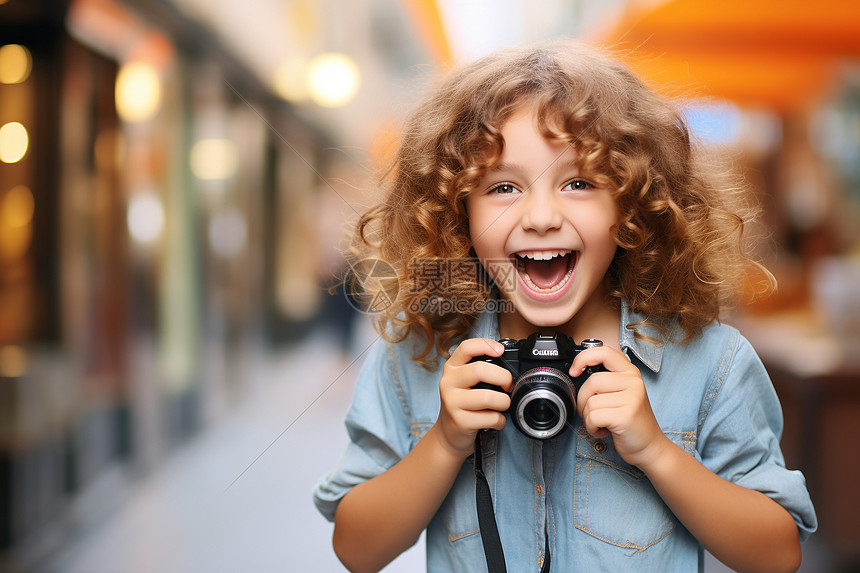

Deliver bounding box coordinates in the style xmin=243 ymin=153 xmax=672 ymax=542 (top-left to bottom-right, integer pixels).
xmin=38 ymin=317 xmax=426 ymax=573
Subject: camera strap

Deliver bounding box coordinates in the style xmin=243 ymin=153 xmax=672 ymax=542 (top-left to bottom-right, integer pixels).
xmin=474 ymin=433 xmax=551 ymax=573
xmin=474 ymin=432 xmax=507 ymax=573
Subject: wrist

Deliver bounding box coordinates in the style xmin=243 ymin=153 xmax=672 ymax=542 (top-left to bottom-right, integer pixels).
xmin=426 ymin=422 xmax=475 ymax=463
xmin=633 ymin=433 xmax=676 ymax=476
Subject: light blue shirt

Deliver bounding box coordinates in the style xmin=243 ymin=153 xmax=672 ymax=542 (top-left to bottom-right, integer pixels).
xmin=314 ymin=301 xmax=817 ymax=572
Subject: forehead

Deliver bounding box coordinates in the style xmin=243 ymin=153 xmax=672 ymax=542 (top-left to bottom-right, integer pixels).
xmin=490 ymin=107 xmax=582 ymax=174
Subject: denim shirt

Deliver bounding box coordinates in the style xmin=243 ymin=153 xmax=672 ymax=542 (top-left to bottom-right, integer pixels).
xmin=314 ymin=302 xmax=817 ymax=572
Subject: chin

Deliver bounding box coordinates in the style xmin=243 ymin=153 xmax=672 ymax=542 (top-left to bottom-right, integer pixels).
xmin=526 ymin=314 xmax=574 ymax=330
xmin=507 ymin=301 xmax=577 ymax=333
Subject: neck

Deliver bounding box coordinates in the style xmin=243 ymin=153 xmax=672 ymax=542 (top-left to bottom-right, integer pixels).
xmin=497 ymin=294 xmax=621 ymax=349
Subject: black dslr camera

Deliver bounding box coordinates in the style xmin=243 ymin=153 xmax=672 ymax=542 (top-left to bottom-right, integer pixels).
xmin=471 ymin=333 xmax=604 ymax=440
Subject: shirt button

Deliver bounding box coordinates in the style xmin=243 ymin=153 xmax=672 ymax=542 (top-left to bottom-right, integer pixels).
xmin=538 ymin=557 xmax=544 ymax=568
xmin=536 ymin=484 xmax=543 ymax=494
xmin=593 ymin=441 xmax=607 ymax=453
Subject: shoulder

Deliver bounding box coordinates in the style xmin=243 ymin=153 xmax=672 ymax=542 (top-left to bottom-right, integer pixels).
xmin=675 ymin=321 xmax=780 ymax=428
xmin=653 ymin=320 xmax=772 ymax=412
xmin=689 ymin=320 xmax=766 ymax=379
xmin=665 ymin=319 xmax=762 ymax=374
xmin=353 ymin=328 xmax=445 ymax=430
xmin=357 ymin=329 xmax=442 ymax=393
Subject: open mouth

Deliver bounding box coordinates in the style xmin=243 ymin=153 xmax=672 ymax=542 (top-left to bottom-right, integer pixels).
xmin=514 ymin=250 xmax=576 ymax=294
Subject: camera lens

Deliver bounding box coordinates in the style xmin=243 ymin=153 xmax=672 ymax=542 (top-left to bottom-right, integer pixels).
xmin=522 ymin=396 xmax=561 ymax=430
xmin=510 ymin=367 xmax=574 ymax=440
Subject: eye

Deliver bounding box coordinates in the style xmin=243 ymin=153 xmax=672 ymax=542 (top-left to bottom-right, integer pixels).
xmin=489 ymin=182 xmax=520 ymax=195
xmin=563 ymin=179 xmax=592 ymax=191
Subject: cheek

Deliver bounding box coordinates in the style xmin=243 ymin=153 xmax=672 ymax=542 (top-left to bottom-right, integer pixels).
xmin=467 ymin=203 xmax=508 ymax=257
xmin=466 ymin=218 xmax=510 ymax=291
xmin=469 ymin=226 xmax=500 ymax=262
xmin=578 ymin=205 xmax=619 ymax=255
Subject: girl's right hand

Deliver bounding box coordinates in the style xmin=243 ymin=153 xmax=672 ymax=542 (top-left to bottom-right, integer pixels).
xmin=435 ymin=338 xmax=514 ymax=457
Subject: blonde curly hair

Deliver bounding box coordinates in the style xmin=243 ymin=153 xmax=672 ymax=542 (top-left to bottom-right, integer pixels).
xmin=352 ymin=40 xmax=774 ymax=367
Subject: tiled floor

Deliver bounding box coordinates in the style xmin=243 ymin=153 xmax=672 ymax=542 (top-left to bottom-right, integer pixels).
xmin=40 ymin=317 xmax=827 ymax=573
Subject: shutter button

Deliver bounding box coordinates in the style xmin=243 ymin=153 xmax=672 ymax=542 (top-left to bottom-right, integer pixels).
xmin=593 ymin=441 xmax=607 ymax=453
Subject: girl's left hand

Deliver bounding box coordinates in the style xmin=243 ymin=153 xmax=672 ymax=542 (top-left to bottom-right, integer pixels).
xmin=570 ymin=346 xmax=670 ymax=471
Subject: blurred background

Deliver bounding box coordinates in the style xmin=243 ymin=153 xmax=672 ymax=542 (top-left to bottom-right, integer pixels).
xmin=1 ymin=0 xmax=859 ymax=571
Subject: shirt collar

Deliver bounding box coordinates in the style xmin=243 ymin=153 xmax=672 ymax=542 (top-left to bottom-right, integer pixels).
xmin=469 ymin=302 xmax=500 ymax=340
xmin=468 ymin=297 xmax=668 ymax=373
xmin=619 ymin=299 xmax=668 ymax=373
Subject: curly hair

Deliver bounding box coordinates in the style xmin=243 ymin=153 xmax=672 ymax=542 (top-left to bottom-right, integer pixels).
xmin=352 ymin=40 xmax=774 ymax=367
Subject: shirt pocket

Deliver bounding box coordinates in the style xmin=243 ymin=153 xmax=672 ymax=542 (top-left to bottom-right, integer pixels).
xmin=436 ymin=430 xmax=497 ymax=543
xmin=573 ymin=429 xmax=696 ymax=551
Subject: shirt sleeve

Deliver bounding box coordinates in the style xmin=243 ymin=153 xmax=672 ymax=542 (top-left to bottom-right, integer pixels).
xmin=312 ymin=339 xmax=415 ymax=522
xmin=697 ymin=332 xmax=818 ymax=541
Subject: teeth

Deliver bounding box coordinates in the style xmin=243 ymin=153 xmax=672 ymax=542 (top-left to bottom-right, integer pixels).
xmin=514 ymin=251 xmax=576 ymax=294
xmin=517 ymin=249 xmax=571 ymax=261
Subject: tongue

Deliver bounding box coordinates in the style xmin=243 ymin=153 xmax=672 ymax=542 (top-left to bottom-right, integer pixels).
xmin=523 ymin=255 xmax=569 ymax=289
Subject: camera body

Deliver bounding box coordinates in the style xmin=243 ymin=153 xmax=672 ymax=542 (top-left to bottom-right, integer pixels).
xmin=471 ymin=333 xmax=604 ymax=440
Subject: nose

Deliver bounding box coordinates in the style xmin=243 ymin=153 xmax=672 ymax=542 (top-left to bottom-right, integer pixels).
xmin=519 ymin=187 xmax=563 ymax=234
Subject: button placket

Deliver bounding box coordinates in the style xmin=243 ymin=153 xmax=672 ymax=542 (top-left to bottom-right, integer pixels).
xmin=531 ymin=439 xmax=547 ymax=567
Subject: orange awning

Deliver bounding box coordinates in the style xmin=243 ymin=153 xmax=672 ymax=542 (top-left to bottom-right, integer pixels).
xmin=591 ymin=0 xmax=860 ymax=111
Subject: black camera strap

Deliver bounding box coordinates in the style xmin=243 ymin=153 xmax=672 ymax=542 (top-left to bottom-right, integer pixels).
xmin=474 ymin=433 xmax=551 ymax=573
xmin=474 ymin=432 xmax=507 ymax=573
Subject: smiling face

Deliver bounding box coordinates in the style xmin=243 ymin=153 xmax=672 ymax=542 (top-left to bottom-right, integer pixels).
xmin=466 ymin=105 xmax=620 ymax=341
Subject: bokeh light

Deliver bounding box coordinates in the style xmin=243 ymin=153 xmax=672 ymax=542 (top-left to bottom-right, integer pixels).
xmin=0 ymin=186 xmax=33 ymax=262
xmin=683 ymin=101 xmax=743 ymax=146
xmin=0 ymin=44 xmax=32 ymax=84
xmin=0 ymin=122 xmax=29 ymax=163
xmin=115 ymin=62 xmax=161 ymax=123
xmin=2 ymin=185 xmax=34 ymax=228
xmin=306 ymin=52 xmax=360 ymax=108
xmin=127 ymin=190 xmax=165 ymax=244
xmin=190 ymin=138 xmax=238 ymax=180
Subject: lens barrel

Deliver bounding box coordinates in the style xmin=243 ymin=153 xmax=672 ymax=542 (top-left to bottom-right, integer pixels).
xmin=510 ymin=367 xmax=575 ymax=440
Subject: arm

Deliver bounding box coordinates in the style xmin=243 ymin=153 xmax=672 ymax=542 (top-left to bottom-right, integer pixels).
xmin=573 ymin=347 xmax=801 ymax=573
xmin=640 ymin=437 xmax=800 ymax=573
xmin=333 ymin=338 xmax=512 ymax=573
xmin=333 ymin=424 xmax=466 ymax=573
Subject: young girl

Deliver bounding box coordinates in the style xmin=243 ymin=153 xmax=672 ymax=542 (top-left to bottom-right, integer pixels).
xmin=313 ymin=41 xmax=817 ymax=573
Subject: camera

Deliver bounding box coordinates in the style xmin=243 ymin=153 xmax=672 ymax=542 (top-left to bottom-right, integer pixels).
xmin=471 ymin=333 xmax=604 ymax=440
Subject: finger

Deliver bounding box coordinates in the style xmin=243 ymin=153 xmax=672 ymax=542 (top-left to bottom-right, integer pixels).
xmin=569 ymin=346 xmax=636 ymax=377
xmin=582 ymin=403 xmax=622 ymax=438
xmin=443 ymin=360 xmax=513 ymax=391
xmin=576 ymin=373 xmax=645 ymax=422
xmin=472 ymin=361 xmax=514 ymax=392
xmin=579 ymin=390 xmax=625 ymax=421
xmin=449 ymin=338 xmax=505 ymax=366
xmin=456 ymin=387 xmax=512 ymax=413
xmin=473 ymin=411 xmax=507 ymax=432
xmin=449 ymin=408 xmax=507 ymax=432
xmin=577 ymin=370 xmax=637 ymax=399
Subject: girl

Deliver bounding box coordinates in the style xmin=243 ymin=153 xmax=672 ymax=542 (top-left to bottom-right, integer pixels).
xmin=313 ymin=41 xmax=817 ymax=573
